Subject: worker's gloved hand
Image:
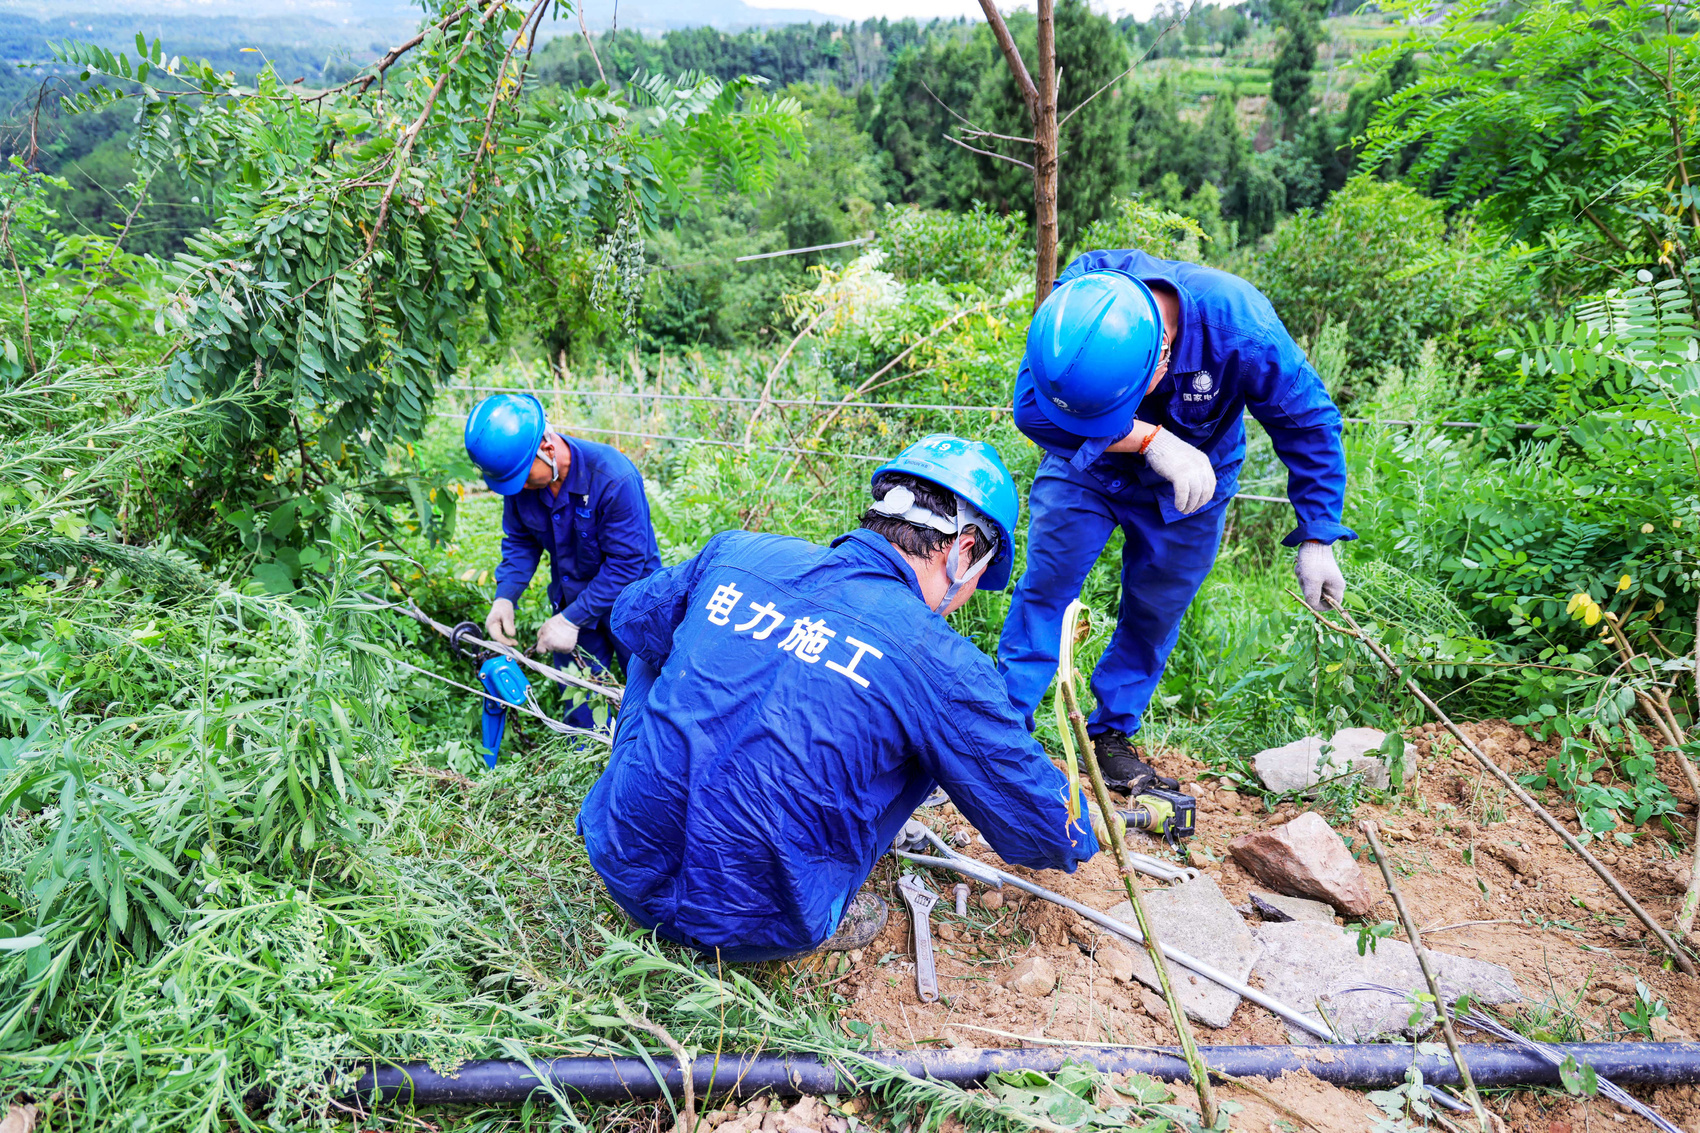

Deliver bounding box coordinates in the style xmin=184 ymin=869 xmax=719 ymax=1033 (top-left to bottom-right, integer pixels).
xmin=1295 ymin=540 xmax=1346 ymax=612
xmin=537 ymin=613 xmax=580 ymax=656
xmin=485 ymin=598 xmax=518 ymax=647
xmin=1142 ymin=428 xmax=1216 ymax=515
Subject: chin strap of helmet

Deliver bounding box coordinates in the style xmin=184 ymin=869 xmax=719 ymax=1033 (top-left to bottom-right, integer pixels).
xmin=870 ymin=485 xmax=1000 ymax=614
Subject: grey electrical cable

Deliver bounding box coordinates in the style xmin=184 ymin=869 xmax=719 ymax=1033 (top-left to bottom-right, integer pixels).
xmin=387 ymin=654 xmax=609 ymax=744
xmin=908 ymin=826 xmax=1335 ymax=1042
xmin=363 ymin=592 xmax=625 ymax=703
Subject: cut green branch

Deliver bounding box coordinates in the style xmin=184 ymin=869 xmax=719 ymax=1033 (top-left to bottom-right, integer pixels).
xmin=1055 ymin=600 xmax=1216 ymax=1125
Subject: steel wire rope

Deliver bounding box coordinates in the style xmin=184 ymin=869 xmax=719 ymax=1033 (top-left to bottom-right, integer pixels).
xmin=448 ymin=383 xmax=1013 ymax=415
xmin=432 ymin=411 xmax=893 ymax=462
xmin=432 ymin=411 xmax=1297 ymax=503
xmin=443 ymin=383 xmax=1543 ymax=431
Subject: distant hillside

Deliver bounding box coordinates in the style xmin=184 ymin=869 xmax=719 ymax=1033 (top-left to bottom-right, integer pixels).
xmin=0 ymin=8 xmax=404 ymax=85
xmin=0 ymin=0 xmax=839 ymax=50
xmin=565 ymin=0 xmax=838 ymax=33
xmin=0 ymin=0 xmax=416 ymax=27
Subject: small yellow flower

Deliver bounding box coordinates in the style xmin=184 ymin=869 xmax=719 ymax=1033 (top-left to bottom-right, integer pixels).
xmin=1642 ymin=523 xmax=1656 ymax=534
xmin=1584 ymin=604 xmax=1602 ymax=627
xmin=1618 ymin=575 xmax=1632 ymax=591
xmin=1656 ymin=600 xmax=1666 ymax=614
xmin=1566 ymin=593 xmax=1587 ymax=615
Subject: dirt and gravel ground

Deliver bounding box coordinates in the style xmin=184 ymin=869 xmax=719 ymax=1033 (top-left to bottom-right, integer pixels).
xmin=808 ymin=720 xmax=1700 ymax=1131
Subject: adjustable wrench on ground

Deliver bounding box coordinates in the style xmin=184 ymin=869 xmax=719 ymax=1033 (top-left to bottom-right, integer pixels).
xmin=896 ymin=875 xmax=939 ymax=1003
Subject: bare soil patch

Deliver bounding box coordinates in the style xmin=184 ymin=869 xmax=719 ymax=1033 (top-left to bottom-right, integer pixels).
xmin=822 ymin=721 xmax=1700 ymax=1130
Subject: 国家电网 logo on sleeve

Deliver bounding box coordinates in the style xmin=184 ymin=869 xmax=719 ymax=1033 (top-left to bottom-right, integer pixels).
xmin=702 ymin=581 xmax=882 ymax=689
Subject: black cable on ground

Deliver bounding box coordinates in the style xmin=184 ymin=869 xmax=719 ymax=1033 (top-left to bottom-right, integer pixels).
xmin=344 ymin=1042 xmax=1700 ymax=1107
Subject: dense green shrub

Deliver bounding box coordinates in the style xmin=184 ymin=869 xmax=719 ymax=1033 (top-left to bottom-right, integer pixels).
xmin=874 ymin=201 xmax=1031 ymax=290
xmin=1071 ymin=196 xmax=1208 ymax=264
xmin=1360 ymin=0 xmax=1700 ymax=298
xmin=1351 ymin=277 xmax=1698 ymax=681
xmin=1253 ymin=178 xmax=1515 ymax=373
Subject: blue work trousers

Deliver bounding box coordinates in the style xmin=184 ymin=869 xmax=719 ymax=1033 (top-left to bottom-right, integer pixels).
xmin=997 ymin=455 xmax=1227 ymax=737
xmin=556 ymin=623 xmax=629 ymax=731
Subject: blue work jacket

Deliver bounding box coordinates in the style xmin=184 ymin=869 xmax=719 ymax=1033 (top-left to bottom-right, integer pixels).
xmin=578 ymin=528 xmax=1098 ymax=962
xmin=493 ymin=435 xmax=663 ymax=628
xmin=1015 ymin=249 xmax=1355 ymax=546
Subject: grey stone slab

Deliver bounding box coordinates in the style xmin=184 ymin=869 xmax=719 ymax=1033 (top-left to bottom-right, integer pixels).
xmin=1250 ymin=890 xmax=1337 ymax=924
xmin=1107 ymin=875 xmax=1261 ymax=1029
xmin=1250 ymin=921 xmax=1522 ymax=1043
xmin=1253 ymin=727 xmax=1392 ymax=794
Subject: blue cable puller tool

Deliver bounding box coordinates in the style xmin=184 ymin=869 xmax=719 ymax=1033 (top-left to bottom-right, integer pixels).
xmin=451 ymin=622 xmax=530 ymax=769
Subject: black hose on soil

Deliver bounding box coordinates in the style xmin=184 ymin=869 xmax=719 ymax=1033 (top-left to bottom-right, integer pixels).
xmin=346 ymin=1043 xmax=1700 ymax=1106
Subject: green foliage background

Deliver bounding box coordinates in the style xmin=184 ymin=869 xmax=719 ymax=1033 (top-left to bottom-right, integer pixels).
xmin=0 ymin=0 xmax=1697 ymax=1127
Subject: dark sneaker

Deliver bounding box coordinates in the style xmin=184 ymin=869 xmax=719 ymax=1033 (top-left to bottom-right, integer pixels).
xmin=1088 ymin=730 xmax=1180 ymax=795
xmin=821 ymin=892 xmax=889 ymax=952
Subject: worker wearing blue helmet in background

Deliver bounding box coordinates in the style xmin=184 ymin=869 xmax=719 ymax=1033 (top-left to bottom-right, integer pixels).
xmin=463 ymin=393 xmax=662 ymax=729
xmin=998 ymin=250 xmax=1353 ymax=797
xmin=579 ymin=434 xmax=1098 ymax=962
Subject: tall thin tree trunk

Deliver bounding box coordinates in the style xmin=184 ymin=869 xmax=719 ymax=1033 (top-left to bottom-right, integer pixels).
xmin=976 ymin=0 xmax=1059 ymax=308
xmin=1033 ymin=0 xmax=1058 ymax=304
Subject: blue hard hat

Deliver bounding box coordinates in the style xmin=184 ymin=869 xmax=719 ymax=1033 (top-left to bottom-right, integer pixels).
xmin=871 ymin=433 xmax=1020 ymax=592
xmin=464 ymin=393 xmax=547 ymax=495
xmin=1025 ymin=270 xmax=1163 ymax=439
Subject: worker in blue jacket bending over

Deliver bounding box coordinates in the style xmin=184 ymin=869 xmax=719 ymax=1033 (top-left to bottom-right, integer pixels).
xmin=579 ymin=435 xmax=1098 ymax=962
xmin=463 ymin=393 xmax=662 ymax=729
xmin=999 ymin=250 xmax=1354 ymax=796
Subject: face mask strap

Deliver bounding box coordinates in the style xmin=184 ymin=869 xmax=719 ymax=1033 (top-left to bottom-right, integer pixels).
xmin=538 ymin=435 xmax=559 ymax=483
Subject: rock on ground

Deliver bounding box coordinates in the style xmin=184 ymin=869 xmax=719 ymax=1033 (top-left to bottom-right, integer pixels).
xmin=1093 ymin=943 xmax=1136 ymax=983
xmin=1254 ymin=727 xmax=1391 ymax=794
xmin=1005 ymin=956 xmax=1057 ymax=997
xmin=1250 ymin=890 xmax=1337 ymax=924
xmin=1229 ymin=811 xmax=1376 ymax=917
xmin=1107 ymin=874 xmax=1261 ymax=1029
xmin=1251 ymin=920 xmax=1522 ymax=1042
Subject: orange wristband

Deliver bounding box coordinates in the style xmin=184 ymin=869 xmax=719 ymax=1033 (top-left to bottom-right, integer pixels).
xmin=1137 ymin=425 xmax=1161 ymax=455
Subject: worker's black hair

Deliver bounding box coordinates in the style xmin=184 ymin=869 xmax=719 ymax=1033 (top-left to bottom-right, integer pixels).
xmin=861 ymin=472 xmax=986 ymax=560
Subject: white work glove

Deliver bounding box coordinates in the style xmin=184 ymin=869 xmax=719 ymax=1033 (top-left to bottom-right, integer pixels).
xmin=1143 ymin=428 xmax=1217 ymax=515
xmin=485 ymin=598 xmax=517 ymax=647
xmin=536 ymin=613 xmax=580 ymax=656
xmin=1295 ymin=541 xmax=1346 ymax=612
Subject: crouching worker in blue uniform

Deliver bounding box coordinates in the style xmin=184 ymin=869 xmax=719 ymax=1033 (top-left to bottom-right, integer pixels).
xmin=578 ymin=435 xmax=1099 ymax=962
xmin=999 ymin=250 xmax=1355 ymax=797
xmin=463 ymin=393 xmax=663 ymax=730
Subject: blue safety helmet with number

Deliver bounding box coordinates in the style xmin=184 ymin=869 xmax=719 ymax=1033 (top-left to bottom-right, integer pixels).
xmin=465 ymin=393 xmax=548 ymax=495
xmin=1025 ymin=270 xmax=1164 ymax=439
xmin=870 ymin=434 xmax=1020 ymax=611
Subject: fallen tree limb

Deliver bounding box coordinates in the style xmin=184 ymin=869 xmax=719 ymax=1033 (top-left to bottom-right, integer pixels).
xmin=1363 ymin=821 xmax=1490 ymax=1132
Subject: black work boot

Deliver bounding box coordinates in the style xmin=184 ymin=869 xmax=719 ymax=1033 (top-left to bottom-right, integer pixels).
xmin=821 ymin=892 xmax=889 ymax=952
xmin=1087 ymin=730 xmax=1179 ymax=796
